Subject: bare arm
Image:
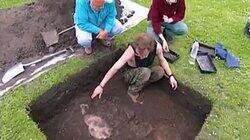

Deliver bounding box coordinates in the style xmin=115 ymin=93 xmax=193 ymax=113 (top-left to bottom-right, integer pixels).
xmin=100 ymin=46 xmax=133 ymax=87
xmin=156 ymin=42 xmax=172 ymax=75
xmin=156 ymin=42 xmax=177 ymax=90
xmin=91 ymin=46 xmax=134 ymax=99
xmin=158 ymin=34 xmax=169 ymax=52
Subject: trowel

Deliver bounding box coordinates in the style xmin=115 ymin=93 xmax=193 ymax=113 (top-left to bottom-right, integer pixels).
xmin=2 ymin=47 xmax=74 ymax=84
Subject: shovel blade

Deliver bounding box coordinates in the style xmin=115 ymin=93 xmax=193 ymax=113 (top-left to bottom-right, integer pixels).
xmin=2 ymin=63 xmax=25 ymax=84
xmin=41 ymin=30 xmax=59 ymax=47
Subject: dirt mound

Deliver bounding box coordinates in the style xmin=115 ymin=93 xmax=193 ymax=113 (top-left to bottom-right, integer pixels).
xmin=0 ymin=0 xmax=75 ymax=69
xmin=0 ymin=0 xmax=124 ymax=71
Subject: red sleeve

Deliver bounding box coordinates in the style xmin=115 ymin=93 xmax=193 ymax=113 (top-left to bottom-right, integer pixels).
xmin=172 ymin=0 xmax=186 ymax=22
xmin=150 ymin=0 xmax=162 ymax=35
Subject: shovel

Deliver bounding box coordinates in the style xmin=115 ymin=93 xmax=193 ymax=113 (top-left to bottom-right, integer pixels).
xmin=2 ymin=47 xmax=74 ymax=84
xmin=41 ymin=25 xmax=75 ymax=47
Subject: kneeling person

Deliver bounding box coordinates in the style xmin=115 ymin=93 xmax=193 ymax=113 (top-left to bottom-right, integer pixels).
xmin=91 ymin=33 xmax=177 ymax=103
xmin=74 ymin=0 xmax=123 ymax=54
xmin=147 ymin=0 xmax=188 ymax=52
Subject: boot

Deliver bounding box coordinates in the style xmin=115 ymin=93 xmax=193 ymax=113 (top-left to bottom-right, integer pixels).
xmin=84 ymin=47 xmax=92 ymax=55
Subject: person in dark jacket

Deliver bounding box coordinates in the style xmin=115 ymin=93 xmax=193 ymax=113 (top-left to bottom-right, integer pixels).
xmin=147 ymin=0 xmax=188 ymax=52
xmin=91 ymin=33 xmax=177 ymax=104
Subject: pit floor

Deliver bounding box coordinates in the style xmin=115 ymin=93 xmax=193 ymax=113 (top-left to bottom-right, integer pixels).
xmin=33 ymin=73 xmax=207 ymax=140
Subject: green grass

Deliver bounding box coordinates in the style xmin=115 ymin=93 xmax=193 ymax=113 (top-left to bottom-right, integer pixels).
xmin=0 ymin=58 xmax=91 ymax=139
xmin=0 ymin=0 xmax=34 ymax=9
xmin=1 ymin=0 xmax=250 ymax=139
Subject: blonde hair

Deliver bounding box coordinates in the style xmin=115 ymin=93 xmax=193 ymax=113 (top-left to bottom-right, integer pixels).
xmin=131 ymin=33 xmax=156 ymax=52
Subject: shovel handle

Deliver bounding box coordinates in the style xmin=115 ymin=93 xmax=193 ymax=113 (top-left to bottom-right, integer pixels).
xmin=23 ymin=46 xmax=74 ymax=67
xmin=58 ymin=25 xmax=75 ymax=35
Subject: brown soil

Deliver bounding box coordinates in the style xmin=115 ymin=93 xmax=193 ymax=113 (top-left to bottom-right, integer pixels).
xmin=0 ymin=0 xmax=73 ymax=69
xmin=28 ymin=50 xmax=212 ymax=140
xmin=0 ymin=0 xmax=124 ymax=73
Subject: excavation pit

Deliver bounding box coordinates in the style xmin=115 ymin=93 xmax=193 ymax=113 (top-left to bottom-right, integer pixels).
xmin=28 ymin=50 xmax=212 ymax=140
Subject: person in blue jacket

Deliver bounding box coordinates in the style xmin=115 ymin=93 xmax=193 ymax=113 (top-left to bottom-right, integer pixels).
xmin=74 ymin=0 xmax=123 ymax=54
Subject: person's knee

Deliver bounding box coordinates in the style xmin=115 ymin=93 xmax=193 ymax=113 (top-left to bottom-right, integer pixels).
xmin=77 ymin=35 xmax=92 ymax=47
xmin=140 ymin=68 xmax=151 ymax=82
xmin=115 ymin=21 xmax=124 ymax=34
xmin=109 ymin=20 xmax=123 ymax=36
xmin=173 ymin=23 xmax=188 ymax=35
xmin=146 ymin=26 xmax=154 ymax=36
xmin=147 ymin=26 xmax=161 ymax=43
xmin=111 ymin=26 xmax=123 ymax=36
xmin=152 ymin=66 xmax=164 ymax=76
xmin=75 ymin=26 xmax=93 ymax=47
xmin=150 ymin=66 xmax=164 ymax=82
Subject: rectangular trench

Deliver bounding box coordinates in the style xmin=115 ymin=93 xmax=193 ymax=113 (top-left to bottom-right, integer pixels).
xmin=28 ymin=49 xmax=212 ymax=140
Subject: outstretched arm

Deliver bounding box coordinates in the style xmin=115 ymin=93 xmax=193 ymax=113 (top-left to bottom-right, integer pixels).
xmin=91 ymin=46 xmax=134 ymax=99
xmin=156 ymin=42 xmax=177 ymax=90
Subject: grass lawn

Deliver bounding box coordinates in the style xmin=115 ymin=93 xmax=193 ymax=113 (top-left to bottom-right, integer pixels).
xmin=0 ymin=0 xmax=34 ymax=9
xmin=0 ymin=0 xmax=250 ymax=139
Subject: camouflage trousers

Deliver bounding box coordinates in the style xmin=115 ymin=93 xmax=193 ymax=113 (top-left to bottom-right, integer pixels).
xmin=123 ymin=66 xmax=165 ymax=95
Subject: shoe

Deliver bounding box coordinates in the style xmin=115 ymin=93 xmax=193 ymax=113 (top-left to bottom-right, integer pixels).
xmin=127 ymin=92 xmax=143 ymax=104
xmin=84 ymin=47 xmax=92 ymax=55
xmin=101 ymin=39 xmax=112 ymax=47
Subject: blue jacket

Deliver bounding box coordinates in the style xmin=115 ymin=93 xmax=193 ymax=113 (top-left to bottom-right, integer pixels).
xmin=74 ymin=0 xmax=117 ymax=34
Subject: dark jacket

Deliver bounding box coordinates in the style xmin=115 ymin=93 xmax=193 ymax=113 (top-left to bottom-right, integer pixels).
xmin=148 ymin=0 xmax=186 ymax=34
